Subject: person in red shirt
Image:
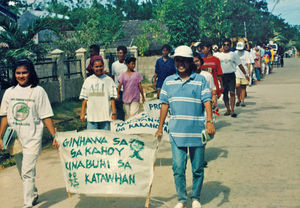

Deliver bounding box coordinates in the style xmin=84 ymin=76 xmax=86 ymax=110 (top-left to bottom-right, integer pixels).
xmin=201 ymin=42 xmax=224 ymax=106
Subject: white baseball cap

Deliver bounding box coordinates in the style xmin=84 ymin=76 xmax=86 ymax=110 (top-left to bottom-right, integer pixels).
xmin=236 ymin=42 xmax=245 ymax=50
xmin=212 ymin=44 xmax=218 ymax=49
xmin=172 ymin=45 xmax=193 ymax=58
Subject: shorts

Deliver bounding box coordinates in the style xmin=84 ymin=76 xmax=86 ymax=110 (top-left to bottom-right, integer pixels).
xmin=236 ymin=77 xmax=249 ymax=85
xmin=222 ymin=72 xmax=236 ymax=92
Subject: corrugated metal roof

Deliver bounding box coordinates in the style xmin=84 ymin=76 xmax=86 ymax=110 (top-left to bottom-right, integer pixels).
xmin=0 ymin=4 xmax=18 ymax=22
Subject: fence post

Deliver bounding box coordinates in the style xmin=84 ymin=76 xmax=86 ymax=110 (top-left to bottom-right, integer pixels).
xmin=51 ymin=49 xmax=65 ymax=102
xmin=100 ymin=48 xmax=110 ymax=73
xmin=129 ymin=46 xmax=138 ymax=58
xmin=129 ymin=46 xmax=138 ymax=71
xmin=76 ymin=48 xmax=87 ymax=80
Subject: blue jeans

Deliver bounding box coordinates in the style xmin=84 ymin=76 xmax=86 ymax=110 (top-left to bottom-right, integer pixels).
xmin=171 ymin=142 xmax=205 ymax=203
xmin=255 ymin=67 xmax=261 ymax=81
xmin=87 ymin=121 xmax=111 ymax=130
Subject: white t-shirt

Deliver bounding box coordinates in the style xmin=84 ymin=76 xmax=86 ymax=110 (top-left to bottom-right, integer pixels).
xmin=0 ymin=85 xmax=53 ymax=155
xmin=200 ymin=71 xmax=216 ymax=91
xmin=79 ymin=74 xmax=117 ymax=122
xmin=235 ymin=50 xmax=251 ymax=78
xmin=218 ymin=52 xmax=242 ymax=74
xmin=213 ymin=51 xmax=220 ymax=58
xmin=111 ymin=60 xmax=127 ymax=90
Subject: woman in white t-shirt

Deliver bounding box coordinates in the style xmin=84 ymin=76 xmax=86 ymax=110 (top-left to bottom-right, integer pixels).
xmin=0 ymin=58 xmax=58 ymax=208
xmin=80 ymin=56 xmax=117 ymax=130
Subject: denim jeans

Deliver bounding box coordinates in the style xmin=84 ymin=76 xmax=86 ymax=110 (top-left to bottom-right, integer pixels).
xmin=255 ymin=67 xmax=261 ymax=81
xmin=15 ymin=153 xmax=38 ymax=208
xmin=171 ymin=142 xmax=205 ymax=203
xmin=87 ymin=121 xmax=111 ymax=130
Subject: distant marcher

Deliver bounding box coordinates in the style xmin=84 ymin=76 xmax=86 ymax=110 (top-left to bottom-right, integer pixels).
xmin=111 ymin=46 xmax=128 ymax=120
xmin=201 ymin=42 xmax=224 ymax=104
xmin=212 ymin=44 xmax=220 ymax=56
xmin=0 ymin=58 xmax=58 ymax=208
xmin=156 ymin=45 xmax=215 ymax=208
xmin=117 ymin=57 xmax=145 ymax=119
xmin=263 ymin=46 xmax=271 ymax=75
xmin=80 ymin=56 xmax=117 ymax=130
xmin=193 ymin=52 xmax=217 ymax=106
xmin=269 ymin=45 xmax=275 ymax=73
xmin=86 ymin=44 xmax=103 ymax=77
xmin=292 ymin=47 xmax=296 ymax=58
xmin=218 ymin=39 xmax=249 ymax=117
xmin=230 ymin=37 xmax=237 ymax=52
xmin=277 ymin=45 xmax=284 ymax=67
xmin=195 ymin=42 xmax=206 ymax=58
xmin=254 ymin=48 xmax=262 ymax=81
xmin=235 ymin=42 xmax=251 ymax=107
xmin=153 ymin=44 xmax=176 ymax=98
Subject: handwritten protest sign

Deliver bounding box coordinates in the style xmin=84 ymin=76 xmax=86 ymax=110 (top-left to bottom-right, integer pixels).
xmin=111 ymin=112 xmax=170 ymax=140
xmin=57 ymin=130 xmax=157 ymax=196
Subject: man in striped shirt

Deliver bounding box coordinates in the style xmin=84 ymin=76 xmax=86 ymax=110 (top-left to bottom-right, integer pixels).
xmin=156 ymin=45 xmax=215 ymax=208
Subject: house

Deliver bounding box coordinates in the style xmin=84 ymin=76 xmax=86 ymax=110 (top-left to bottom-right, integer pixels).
xmin=110 ymin=19 xmax=169 ymax=56
xmin=0 ymin=4 xmax=17 ymax=24
xmin=18 ymin=9 xmax=69 ymax=44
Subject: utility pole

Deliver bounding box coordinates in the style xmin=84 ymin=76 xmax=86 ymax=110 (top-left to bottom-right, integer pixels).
xmin=244 ymin=21 xmax=247 ymax=38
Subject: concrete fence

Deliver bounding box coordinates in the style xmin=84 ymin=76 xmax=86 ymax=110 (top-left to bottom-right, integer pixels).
xmin=0 ymin=46 xmax=159 ymax=104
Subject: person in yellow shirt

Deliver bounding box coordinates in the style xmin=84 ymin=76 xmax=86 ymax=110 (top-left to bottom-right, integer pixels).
xmin=269 ymin=45 xmax=275 ymax=73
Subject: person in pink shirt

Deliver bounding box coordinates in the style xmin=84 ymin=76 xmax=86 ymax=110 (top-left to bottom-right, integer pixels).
xmin=117 ymin=57 xmax=145 ymax=119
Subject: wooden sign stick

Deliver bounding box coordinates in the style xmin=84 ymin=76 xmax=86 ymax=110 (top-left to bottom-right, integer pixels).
xmin=145 ymin=137 xmax=161 ymax=208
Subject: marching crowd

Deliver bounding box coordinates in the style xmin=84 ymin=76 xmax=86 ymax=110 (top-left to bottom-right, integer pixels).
xmin=0 ymin=37 xmax=281 ymax=208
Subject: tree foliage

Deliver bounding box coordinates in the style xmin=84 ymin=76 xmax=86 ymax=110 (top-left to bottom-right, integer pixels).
xmin=155 ymin=0 xmax=201 ymax=46
xmin=0 ymin=16 xmax=58 ymax=62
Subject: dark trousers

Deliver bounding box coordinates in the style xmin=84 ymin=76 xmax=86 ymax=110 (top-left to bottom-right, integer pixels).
xmin=116 ymin=91 xmax=125 ymax=121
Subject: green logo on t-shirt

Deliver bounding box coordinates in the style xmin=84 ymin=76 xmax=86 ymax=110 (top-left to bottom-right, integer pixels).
xmin=12 ymin=102 xmax=30 ymax=122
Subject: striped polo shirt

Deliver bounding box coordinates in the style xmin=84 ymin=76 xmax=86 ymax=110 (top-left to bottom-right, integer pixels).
xmin=160 ymin=73 xmax=212 ymax=147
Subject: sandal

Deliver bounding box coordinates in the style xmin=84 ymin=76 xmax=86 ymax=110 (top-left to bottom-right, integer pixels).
xmin=224 ymin=111 xmax=230 ymax=116
xmin=241 ymin=103 xmax=246 ymax=107
xmin=231 ymin=113 xmax=237 ymax=118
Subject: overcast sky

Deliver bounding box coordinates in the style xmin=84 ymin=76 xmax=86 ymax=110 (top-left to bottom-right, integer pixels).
xmin=267 ymin=0 xmax=300 ymax=25
xmin=26 ymin=0 xmax=300 ymax=26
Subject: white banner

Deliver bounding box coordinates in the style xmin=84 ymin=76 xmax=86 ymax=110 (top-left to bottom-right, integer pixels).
xmin=57 ymin=130 xmax=157 ymax=196
xmin=111 ymin=112 xmax=170 ymax=140
xmin=143 ymin=99 xmax=170 ymax=119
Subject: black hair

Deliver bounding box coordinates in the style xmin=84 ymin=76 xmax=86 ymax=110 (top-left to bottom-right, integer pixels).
xmin=161 ymin=44 xmax=172 ymax=52
xmin=193 ymin=52 xmax=204 ymax=65
xmin=117 ymin=45 xmax=127 ymax=54
xmin=174 ymin=56 xmax=197 ymax=73
xmin=223 ymin=38 xmax=232 ymax=45
xmin=202 ymin=41 xmax=212 ymax=49
xmin=202 ymin=41 xmax=213 ymax=54
xmin=12 ymin=58 xmax=39 ymax=88
xmin=196 ymin=42 xmax=204 ymax=49
xmin=89 ymin=44 xmax=100 ymax=54
xmin=125 ymin=57 xmax=136 ymax=64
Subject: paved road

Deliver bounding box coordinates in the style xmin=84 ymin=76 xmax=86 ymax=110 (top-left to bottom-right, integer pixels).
xmin=1 ymin=58 xmax=300 ymax=208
